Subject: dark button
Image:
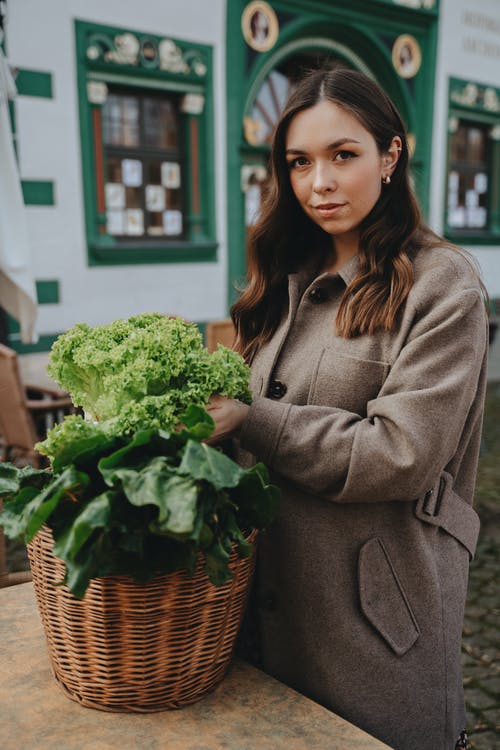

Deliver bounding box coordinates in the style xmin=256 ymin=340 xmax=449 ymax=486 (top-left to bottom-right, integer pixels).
xmin=268 ymin=379 xmax=287 ymax=399
xmin=308 ymin=286 xmax=328 ymax=304
xmin=259 ymin=589 xmax=277 ymax=611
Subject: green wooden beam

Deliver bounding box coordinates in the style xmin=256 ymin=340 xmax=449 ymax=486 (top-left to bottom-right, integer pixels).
xmin=35 ymin=280 xmax=60 ymax=305
xmin=21 ymin=180 xmax=55 ymax=206
xmin=16 ymin=69 xmax=53 ymax=98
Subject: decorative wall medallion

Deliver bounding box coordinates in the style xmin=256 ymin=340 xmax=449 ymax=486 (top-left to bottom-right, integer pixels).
xmin=105 ymin=33 xmax=140 ymax=65
xmin=180 ymin=93 xmax=205 ymax=115
xmin=159 ymin=39 xmax=189 ymax=73
xmin=392 ymin=35 xmax=422 ymax=79
xmin=140 ymin=39 xmax=159 ymax=67
xmin=86 ymin=45 xmax=100 ymax=61
xmin=87 ymin=81 xmax=108 ymax=104
xmin=491 ymin=125 xmax=500 ymax=141
xmin=483 ymin=88 xmax=500 ymax=113
xmin=451 ymin=82 xmax=479 ymax=108
xmin=241 ymin=1 xmax=279 ymax=53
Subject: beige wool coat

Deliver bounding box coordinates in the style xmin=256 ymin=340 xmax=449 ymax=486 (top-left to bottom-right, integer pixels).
xmin=237 ymin=245 xmax=488 ymax=750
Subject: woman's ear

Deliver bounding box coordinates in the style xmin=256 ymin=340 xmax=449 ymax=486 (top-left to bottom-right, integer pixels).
xmin=382 ymin=136 xmax=403 ymax=178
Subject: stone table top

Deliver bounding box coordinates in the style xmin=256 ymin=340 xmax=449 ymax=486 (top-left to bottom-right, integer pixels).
xmin=0 ymin=582 xmax=392 ymax=750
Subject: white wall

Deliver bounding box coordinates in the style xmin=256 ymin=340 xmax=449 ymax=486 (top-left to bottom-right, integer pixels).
xmin=431 ymin=0 xmax=500 ymax=297
xmin=7 ymin=0 xmax=228 ymax=333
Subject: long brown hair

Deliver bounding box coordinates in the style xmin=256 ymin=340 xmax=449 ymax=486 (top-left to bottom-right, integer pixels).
xmin=232 ymin=67 xmax=449 ymax=361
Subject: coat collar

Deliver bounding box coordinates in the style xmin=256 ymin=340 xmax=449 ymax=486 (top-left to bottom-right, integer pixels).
xmin=289 ymin=252 xmax=360 ymax=294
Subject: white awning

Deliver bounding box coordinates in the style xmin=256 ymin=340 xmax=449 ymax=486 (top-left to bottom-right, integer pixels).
xmin=0 ymin=46 xmax=37 ymax=344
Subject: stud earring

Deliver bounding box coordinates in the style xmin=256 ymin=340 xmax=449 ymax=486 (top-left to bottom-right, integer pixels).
xmin=382 ymin=175 xmax=391 ymax=185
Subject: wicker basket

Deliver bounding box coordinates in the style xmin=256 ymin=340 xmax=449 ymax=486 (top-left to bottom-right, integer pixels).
xmin=27 ymin=524 xmax=257 ymax=712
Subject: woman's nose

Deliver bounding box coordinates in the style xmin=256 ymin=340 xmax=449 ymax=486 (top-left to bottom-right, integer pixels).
xmin=312 ymin=163 xmax=337 ymax=194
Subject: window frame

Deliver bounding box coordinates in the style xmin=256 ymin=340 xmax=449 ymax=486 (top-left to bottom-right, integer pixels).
xmin=75 ymin=19 xmax=217 ymax=266
xmin=444 ymin=77 xmax=500 ymax=245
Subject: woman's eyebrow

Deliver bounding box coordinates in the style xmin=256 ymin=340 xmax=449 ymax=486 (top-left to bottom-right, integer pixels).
xmin=285 ymin=137 xmax=361 ymax=155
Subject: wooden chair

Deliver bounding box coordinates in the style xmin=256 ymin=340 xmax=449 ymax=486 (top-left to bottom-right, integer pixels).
xmin=0 ymin=343 xmax=75 ymax=587
xmin=205 ymin=319 xmax=236 ymax=352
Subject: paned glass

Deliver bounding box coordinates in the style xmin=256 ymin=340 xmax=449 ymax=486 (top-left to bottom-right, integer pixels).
xmin=102 ymin=87 xmax=184 ymax=239
xmin=447 ymin=120 xmax=489 ymax=231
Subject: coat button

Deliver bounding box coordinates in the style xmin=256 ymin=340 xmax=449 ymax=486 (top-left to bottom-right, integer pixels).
xmin=308 ymin=286 xmax=327 ymax=304
xmin=268 ymin=380 xmax=287 ymax=399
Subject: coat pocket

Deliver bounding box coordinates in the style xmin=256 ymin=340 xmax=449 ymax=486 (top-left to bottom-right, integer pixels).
xmin=308 ymin=348 xmax=389 ymax=415
xmin=358 ymin=537 xmax=420 ymax=656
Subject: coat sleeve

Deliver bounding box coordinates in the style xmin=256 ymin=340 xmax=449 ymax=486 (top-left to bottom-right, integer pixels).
xmin=238 ymin=286 xmax=488 ymax=502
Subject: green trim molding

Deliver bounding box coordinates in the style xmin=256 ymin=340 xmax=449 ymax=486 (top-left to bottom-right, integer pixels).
xmin=75 ymin=19 xmax=216 ymax=267
xmin=449 ymin=77 xmax=500 ymax=115
xmin=21 ymin=180 xmax=55 ymax=206
xmin=16 ymin=69 xmax=53 ymax=98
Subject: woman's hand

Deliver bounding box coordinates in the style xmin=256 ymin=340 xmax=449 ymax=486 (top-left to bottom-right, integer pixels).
xmin=205 ymin=394 xmax=249 ymax=444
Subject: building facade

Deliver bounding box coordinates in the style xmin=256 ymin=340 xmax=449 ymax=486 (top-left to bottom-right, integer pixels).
xmin=2 ymin=0 xmax=499 ymax=351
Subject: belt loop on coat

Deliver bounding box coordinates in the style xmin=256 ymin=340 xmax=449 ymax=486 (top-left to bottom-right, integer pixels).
xmin=414 ymin=471 xmax=480 ymax=559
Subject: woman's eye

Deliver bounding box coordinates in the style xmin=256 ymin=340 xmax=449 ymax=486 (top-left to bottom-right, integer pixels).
xmin=288 ymin=156 xmax=309 ymax=169
xmin=334 ymin=150 xmax=356 ymax=161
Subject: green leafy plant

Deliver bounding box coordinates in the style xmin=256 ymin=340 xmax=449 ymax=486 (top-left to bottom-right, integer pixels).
xmin=43 ymin=313 xmax=252 ymax=440
xmin=0 ymin=315 xmax=279 ymax=598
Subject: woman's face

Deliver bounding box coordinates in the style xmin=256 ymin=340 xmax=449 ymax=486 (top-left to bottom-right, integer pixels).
xmin=285 ymin=100 xmax=399 ymax=250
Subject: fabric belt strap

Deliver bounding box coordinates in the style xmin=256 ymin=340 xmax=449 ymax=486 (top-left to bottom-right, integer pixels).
xmin=413 ymin=470 xmax=480 ymax=559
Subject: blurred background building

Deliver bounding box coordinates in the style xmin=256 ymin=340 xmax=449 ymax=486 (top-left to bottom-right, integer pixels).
xmin=1 ymin=0 xmax=499 ymax=351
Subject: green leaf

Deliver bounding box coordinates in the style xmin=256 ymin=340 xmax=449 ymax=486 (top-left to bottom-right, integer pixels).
xmin=221 ymin=507 xmax=254 ymax=558
xmin=0 ymin=486 xmax=43 ymax=537
xmin=150 ymin=475 xmax=199 ymax=536
xmin=106 ymin=455 xmax=199 ymax=538
xmin=53 ymin=493 xmax=113 ymax=562
xmin=0 ymin=464 xmax=23 ymax=495
xmin=52 ymin=432 xmax=118 ymax=473
xmin=25 ymin=467 xmax=89 ymax=542
xmin=179 ymin=440 xmax=244 ymax=491
xmin=204 ymin=537 xmax=233 ymax=586
xmin=178 ymin=405 xmax=215 ymax=440
xmin=105 ymin=456 xmax=170 ymax=496
xmin=63 ymin=543 xmax=111 ymax=599
xmin=0 ymin=463 xmax=52 ymax=497
xmin=0 ymin=466 xmax=88 ymax=542
xmin=98 ymin=430 xmax=157 ymax=484
xmin=231 ymin=463 xmax=281 ymax=529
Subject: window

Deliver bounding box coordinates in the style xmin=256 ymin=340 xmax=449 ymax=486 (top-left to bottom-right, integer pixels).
xmin=103 ymin=88 xmax=184 ymax=240
xmin=75 ymin=20 xmax=215 ymax=265
xmin=445 ymin=79 xmax=500 ymax=242
xmin=447 ymin=121 xmax=489 ymax=231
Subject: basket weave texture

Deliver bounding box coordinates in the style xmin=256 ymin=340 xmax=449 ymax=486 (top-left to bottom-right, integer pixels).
xmin=27 ymin=524 xmax=257 ymax=712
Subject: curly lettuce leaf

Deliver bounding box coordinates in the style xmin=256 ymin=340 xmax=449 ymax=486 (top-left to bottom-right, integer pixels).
xmin=47 ymin=314 xmax=251 ymax=432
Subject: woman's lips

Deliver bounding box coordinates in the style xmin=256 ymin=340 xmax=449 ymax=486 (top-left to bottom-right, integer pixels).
xmin=312 ymin=203 xmax=346 ymax=217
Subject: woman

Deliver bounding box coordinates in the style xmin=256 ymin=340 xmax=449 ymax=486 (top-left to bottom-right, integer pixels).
xmin=208 ymin=68 xmax=488 ymax=750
